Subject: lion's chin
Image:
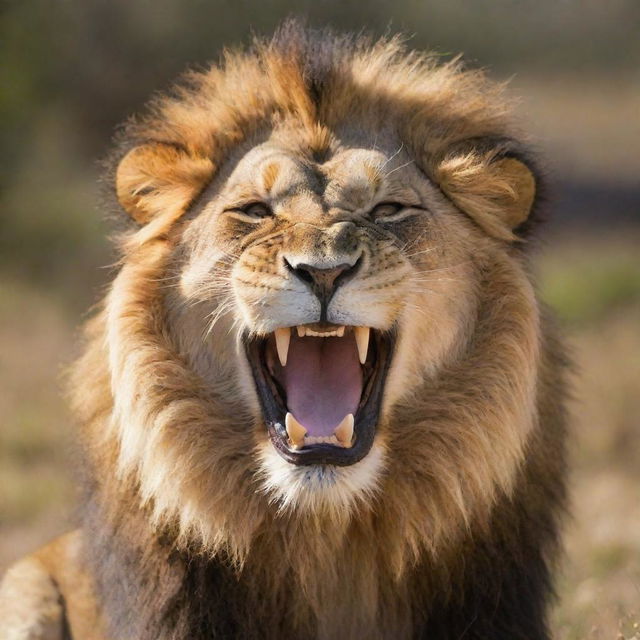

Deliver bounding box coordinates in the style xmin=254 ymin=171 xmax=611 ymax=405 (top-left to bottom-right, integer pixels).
xmin=245 ymin=324 xmax=396 ymax=468
xmin=256 ymin=438 xmax=387 ymax=516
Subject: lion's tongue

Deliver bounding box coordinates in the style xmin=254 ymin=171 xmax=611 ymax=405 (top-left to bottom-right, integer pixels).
xmin=281 ymin=334 xmax=362 ymax=437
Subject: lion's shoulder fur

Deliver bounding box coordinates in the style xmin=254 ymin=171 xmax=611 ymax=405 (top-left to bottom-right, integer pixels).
xmin=0 ymin=531 xmax=106 ymax=640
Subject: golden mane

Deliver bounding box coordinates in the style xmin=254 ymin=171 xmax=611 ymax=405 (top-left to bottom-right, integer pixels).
xmin=0 ymin=22 xmax=567 ymax=640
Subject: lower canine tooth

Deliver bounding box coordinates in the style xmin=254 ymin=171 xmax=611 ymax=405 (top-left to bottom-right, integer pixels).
xmin=334 ymin=413 xmax=354 ymax=447
xmin=274 ymin=327 xmax=290 ymax=366
xmin=354 ymin=327 xmax=370 ymax=364
xmin=285 ymin=412 xmax=307 ymax=448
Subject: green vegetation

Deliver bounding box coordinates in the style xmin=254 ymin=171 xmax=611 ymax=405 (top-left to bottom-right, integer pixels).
xmin=540 ymin=238 xmax=640 ymax=325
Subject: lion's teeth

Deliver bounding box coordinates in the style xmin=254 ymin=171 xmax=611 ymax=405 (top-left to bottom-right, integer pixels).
xmin=285 ymin=413 xmax=354 ymax=449
xmin=285 ymin=412 xmax=307 ymax=448
xmin=334 ymin=413 xmax=354 ymax=447
xmin=354 ymin=327 xmax=370 ymax=364
xmin=296 ymin=326 xmax=346 ymax=338
xmin=274 ymin=327 xmax=290 ymax=367
xmin=305 ymin=435 xmax=340 ymax=445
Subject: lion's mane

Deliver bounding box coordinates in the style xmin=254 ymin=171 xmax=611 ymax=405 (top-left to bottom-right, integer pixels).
xmin=69 ymin=22 xmax=568 ymax=640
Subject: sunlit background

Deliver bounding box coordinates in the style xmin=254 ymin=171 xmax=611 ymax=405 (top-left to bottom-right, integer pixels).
xmin=1 ymin=2 xmax=638 ymax=637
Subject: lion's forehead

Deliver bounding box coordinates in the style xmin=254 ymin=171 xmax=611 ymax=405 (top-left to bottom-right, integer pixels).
xmin=225 ymin=142 xmax=416 ymax=215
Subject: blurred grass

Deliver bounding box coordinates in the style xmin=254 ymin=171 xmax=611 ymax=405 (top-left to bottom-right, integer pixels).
xmin=537 ymin=234 xmax=640 ymax=639
xmin=0 ymin=279 xmax=76 ymax=562
xmin=539 ymin=236 xmax=640 ymax=325
xmin=0 ymin=280 xmax=76 ymax=527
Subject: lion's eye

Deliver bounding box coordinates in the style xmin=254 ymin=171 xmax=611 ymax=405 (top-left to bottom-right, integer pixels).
xmin=370 ymin=202 xmax=407 ymax=223
xmin=226 ymin=202 xmax=273 ymax=223
xmin=241 ymin=202 xmax=272 ymax=219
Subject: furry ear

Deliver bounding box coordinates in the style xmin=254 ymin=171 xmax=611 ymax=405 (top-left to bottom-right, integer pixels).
xmin=435 ymin=148 xmax=537 ymax=241
xmin=115 ymin=143 xmax=214 ymax=224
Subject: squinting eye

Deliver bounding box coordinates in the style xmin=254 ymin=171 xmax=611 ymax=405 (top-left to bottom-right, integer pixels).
xmin=225 ymin=201 xmax=273 ymax=223
xmin=370 ymin=202 xmax=407 ymax=223
xmin=371 ymin=202 xmax=402 ymax=218
xmin=241 ymin=202 xmax=272 ymax=219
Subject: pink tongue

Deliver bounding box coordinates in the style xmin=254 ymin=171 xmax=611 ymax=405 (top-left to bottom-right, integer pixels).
xmin=281 ymin=334 xmax=362 ymax=437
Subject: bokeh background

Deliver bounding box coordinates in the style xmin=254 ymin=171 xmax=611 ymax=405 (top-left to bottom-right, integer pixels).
xmin=1 ymin=1 xmax=638 ymax=637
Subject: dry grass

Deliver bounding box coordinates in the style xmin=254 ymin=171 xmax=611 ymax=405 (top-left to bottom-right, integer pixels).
xmin=0 ymin=231 xmax=638 ymax=637
xmin=552 ymin=309 xmax=640 ymax=639
xmin=0 ymin=280 xmax=76 ymax=570
xmin=541 ymin=235 xmax=640 ymax=639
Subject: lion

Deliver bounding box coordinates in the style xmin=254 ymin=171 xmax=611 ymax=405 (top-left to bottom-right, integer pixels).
xmin=0 ymin=22 xmax=568 ymax=640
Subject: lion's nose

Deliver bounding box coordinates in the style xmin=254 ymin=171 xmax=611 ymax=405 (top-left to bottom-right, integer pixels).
xmin=285 ymin=259 xmax=361 ymax=304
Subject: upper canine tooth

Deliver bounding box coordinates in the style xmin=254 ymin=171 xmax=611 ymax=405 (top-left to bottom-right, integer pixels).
xmin=334 ymin=413 xmax=354 ymax=447
xmin=297 ymin=326 xmax=306 ymax=338
xmin=354 ymin=327 xmax=370 ymax=365
xmin=285 ymin=412 xmax=307 ymax=448
xmin=274 ymin=327 xmax=290 ymax=367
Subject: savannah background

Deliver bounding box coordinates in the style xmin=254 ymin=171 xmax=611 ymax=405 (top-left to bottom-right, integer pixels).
xmin=1 ymin=1 xmax=638 ymax=637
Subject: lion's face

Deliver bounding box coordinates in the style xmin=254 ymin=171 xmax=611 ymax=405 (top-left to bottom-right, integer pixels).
xmin=89 ymin=35 xmax=543 ymax=571
xmin=168 ymin=128 xmax=481 ymax=510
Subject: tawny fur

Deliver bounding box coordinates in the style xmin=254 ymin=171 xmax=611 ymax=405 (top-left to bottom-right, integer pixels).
xmin=0 ymin=22 xmax=567 ymax=640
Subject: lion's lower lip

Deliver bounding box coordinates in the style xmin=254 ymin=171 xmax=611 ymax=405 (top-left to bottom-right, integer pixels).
xmin=244 ymin=325 xmax=395 ymax=466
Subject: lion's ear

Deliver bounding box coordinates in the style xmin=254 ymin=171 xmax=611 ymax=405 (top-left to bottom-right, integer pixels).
xmin=115 ymin=143 xmax=214 ymax=224
xmin=435 ymin=150 xmax=537 ymax=241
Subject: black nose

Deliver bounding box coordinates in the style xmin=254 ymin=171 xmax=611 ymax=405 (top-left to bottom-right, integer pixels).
xmin=285 ymin=258 xmax=361 ymax=304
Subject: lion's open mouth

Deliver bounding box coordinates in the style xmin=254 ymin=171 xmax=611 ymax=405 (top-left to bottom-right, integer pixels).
xmin=245 ymin=324 xmax=395 ymax=466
